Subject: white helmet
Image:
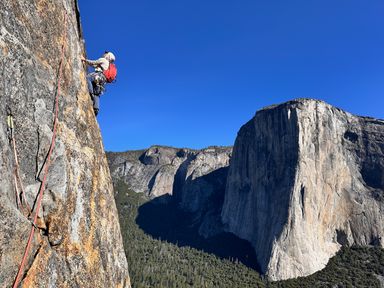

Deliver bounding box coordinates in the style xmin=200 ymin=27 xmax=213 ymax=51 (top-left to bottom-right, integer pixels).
xmin=103 ymin=51 xmax=116 ymax=62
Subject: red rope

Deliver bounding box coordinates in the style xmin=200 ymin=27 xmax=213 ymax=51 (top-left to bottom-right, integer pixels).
xmin=13 ymin=174 xmax=21 ymax=209
xmin=13 ymin=13 xmax=68 ymax=288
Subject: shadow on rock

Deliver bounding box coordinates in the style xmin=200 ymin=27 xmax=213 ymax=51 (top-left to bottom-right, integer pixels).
xmin=136 ymin=194 xmax=260 ymax=271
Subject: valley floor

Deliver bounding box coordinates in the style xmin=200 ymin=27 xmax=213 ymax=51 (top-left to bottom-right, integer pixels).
xmin=114 ymin=180 xmax=384 ymax=288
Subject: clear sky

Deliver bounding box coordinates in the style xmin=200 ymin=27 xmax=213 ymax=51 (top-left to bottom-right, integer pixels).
xmin=79 ymin=0 xmax=384 ymax=152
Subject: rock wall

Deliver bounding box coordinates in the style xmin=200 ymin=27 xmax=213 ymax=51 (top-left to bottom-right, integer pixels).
xmin=108 ymin=146 xmax=231 ymax=199
xmin=221 ymin=99 xmax=384 ymax=280
xmin=0 ymin=1 xmax=130 ymax=287
xmin=108 ymin=146 xmax=231 ymax=236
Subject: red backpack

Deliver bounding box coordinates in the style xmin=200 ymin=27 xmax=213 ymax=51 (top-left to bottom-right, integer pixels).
xmin=103 ymin=63 xmax=117 ymax=83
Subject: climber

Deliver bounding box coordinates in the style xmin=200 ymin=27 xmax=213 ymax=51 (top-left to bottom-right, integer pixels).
xmin=81 ymin=51 xmax=117 ymax=116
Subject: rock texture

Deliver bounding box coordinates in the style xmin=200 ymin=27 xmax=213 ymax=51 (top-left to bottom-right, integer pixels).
xmin=222 ymin=99 xmax=384 ymax=280
xmin=108 ymin=146 xmax=231 ymax=236
xmin=0 ymin=1 xmax=130 ymax=287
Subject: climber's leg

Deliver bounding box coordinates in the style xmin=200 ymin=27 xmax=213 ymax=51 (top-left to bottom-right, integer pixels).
xmin=86 ymin=74 xmax=94 ymax=95
xmin=86 ymin=73 xmax=99 ymax=116
xmin=93 ymin=95 xmax=100 ymax=116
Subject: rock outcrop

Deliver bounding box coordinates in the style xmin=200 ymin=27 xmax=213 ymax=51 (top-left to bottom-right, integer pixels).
xmin=0 ymin=1 xmax=130 ymax=287
xmin=108 ymin=146 xmax=231 ymax=236
xmin=222 ymin=99 xmax=384 ymax=280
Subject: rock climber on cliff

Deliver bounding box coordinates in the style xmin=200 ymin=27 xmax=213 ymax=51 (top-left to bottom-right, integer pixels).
xmin=81 ymin=51 xmax=117 ymax=116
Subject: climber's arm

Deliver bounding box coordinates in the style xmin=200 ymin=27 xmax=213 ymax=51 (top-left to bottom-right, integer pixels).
xmin=83 ymin=58 xmax=105 ymax=67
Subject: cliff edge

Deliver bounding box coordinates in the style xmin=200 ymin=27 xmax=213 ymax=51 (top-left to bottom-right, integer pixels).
xmin=0 ymin=1 xmax=130 ymax=287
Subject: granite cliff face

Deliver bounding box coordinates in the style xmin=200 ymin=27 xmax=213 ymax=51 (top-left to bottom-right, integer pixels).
xmin=108 ymin=146 xmax=231 ymax=236
xmin=222 ymin=99 xmax=384 ymax=280
xmin=109 ymin=100 xmax=384 ymax=281
xmin=0 ymin=1 xmax=130 ymax=287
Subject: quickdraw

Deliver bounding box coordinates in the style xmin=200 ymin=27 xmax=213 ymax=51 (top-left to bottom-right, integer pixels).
xmin=7 ymin=107 xmax=31 ymax=215
xmin=6 ymin=106 xmax=14 ymax=140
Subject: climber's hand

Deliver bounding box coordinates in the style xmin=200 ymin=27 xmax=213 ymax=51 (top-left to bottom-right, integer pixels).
xmin=80 ymin=56 xmax=86 ymax=62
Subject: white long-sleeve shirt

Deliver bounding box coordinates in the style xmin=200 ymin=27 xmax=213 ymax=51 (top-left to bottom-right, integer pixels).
xmin=85 ymin=57 xmax=109 ymax=72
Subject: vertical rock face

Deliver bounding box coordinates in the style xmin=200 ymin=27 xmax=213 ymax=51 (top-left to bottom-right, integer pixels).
xmin=108 ymin=146 xmax=231 ymax=202
xmin=222 ymin=99 xmax=384 ymax=280
xmin=0 ymin=1 xmax=130 ymax=287
xmin=108 ymin=146 xmax=231 ymax=236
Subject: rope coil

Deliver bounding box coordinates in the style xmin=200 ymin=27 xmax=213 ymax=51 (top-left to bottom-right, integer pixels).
xmin=12 ymin=12 xmax=68 ymax=288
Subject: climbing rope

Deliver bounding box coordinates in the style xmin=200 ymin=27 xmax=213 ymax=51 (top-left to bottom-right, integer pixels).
xmin=7 ymin=108 xmax=31 ymax=214
xmin=13 ymin=12 xmax=68 ymax=288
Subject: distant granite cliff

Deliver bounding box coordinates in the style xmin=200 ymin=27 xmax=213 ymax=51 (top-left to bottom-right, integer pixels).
xmin=108 ymin=146 xmax=231 ymax=237
xmin=222 ymin=99 xmax=384 ymax=280
xmin=0 ymin=1 xmax=130 ymax=287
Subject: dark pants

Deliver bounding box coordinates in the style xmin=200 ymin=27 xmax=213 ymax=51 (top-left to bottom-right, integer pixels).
xmin=87 ymin=72 xmax=105 ymax=111
xmin=92 ymin=95 xmax=100 ymax=111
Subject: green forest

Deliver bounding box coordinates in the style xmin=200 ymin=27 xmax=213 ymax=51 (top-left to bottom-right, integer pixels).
xmin=114 ymin=180 xmax=384 ymax=288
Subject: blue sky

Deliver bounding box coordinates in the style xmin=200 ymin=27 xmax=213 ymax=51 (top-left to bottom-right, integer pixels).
xmin=79 ymin=0 xmax=384 ymax=151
